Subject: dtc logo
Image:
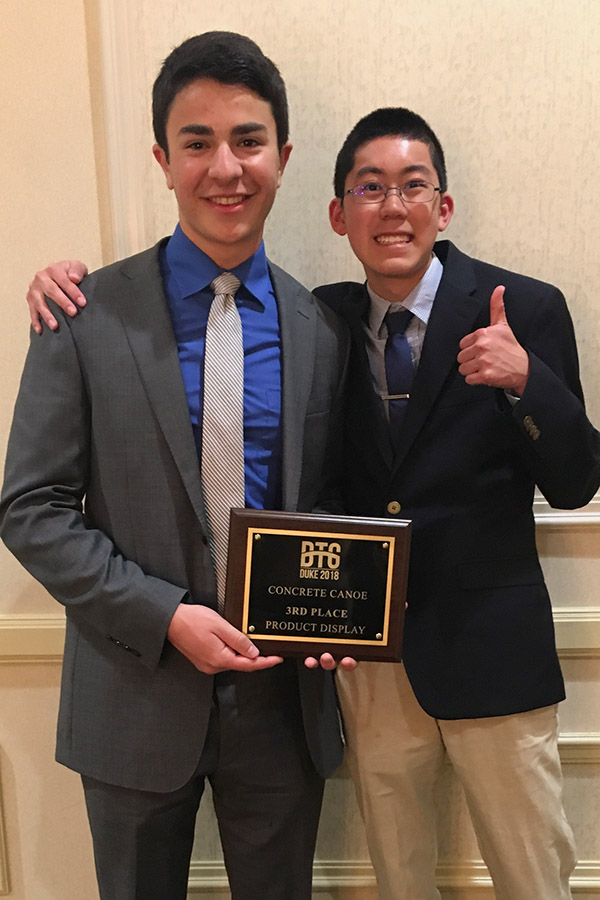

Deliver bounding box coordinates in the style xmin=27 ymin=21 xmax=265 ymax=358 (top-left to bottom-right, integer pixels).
xmin=300 ymin=541 xmax=341 ymax=571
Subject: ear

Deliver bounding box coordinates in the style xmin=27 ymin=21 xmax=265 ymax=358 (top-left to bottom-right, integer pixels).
xmin=329 ymin=197 xmax=348 ymax=236
xmin=275 ymin=141 xmax=293 ymax=189
xmin=152 ymin=143 xmax=174 ymax=190
xmin=437 ymin=192 xmax=454 ymax=233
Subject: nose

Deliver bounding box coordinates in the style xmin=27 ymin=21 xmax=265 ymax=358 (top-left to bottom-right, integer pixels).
xmin=208 ymin=142 xmax=243 ymax=181
xmin=380 ymin=189 xmax=408 ymax=217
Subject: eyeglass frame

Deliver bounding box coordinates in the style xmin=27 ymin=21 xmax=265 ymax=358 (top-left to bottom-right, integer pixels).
xmin=344 ymin=179 xmax=442 ymax=205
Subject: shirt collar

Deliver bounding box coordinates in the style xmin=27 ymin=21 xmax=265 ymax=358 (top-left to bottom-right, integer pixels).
xmin=366 ymin=253 xmax=444 ymax=338
xmin=165 ymin=224 xmax=271 ymax=307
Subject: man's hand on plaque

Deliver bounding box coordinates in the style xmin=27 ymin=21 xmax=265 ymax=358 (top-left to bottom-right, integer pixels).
xmin=167 ymin=604 xmax=284 ymax=675
xmin=304 ymin=653 xmax=358 ymax=671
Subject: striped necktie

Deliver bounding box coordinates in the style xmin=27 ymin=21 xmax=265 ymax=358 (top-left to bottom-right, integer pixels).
xmin=384 ymin=309 xmax=414 ymax=448
xmin=201 ymin=272 xmax=245 ymax=613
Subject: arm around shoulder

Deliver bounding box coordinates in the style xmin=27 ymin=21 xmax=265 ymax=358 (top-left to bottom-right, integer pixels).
xmin=26 ymin=260 xmax=89 ymax=333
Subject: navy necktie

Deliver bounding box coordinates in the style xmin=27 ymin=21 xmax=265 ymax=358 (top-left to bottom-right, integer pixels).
xmin=384 ymin=309 xmax=414 ymax=447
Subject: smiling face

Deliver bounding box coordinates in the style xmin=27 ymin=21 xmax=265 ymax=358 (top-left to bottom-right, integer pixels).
xmin=329 ymin=136 xmax=454 ymax=302
xmin=153 ymin=78 xmax=292 ymax=269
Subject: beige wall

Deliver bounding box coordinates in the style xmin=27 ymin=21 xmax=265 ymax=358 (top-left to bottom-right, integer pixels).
xmin=1 ymin=0 xmax=599 ymax=897
xmin=0 ymin=0 xmax=103 ymax=896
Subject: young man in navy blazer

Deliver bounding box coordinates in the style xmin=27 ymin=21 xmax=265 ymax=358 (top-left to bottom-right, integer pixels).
xmin=313 ymin=107 xmax=600 ymax=900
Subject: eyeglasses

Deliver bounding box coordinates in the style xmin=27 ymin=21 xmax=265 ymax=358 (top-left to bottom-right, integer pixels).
xmin=345 ymin=179 xmax=441 ymax=205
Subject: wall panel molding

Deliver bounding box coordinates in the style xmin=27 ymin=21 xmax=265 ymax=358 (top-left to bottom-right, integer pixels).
xmin=534 ymin=494 xmax=600 ymax=526
xmin=187 ymin=859 xmax=600 ymax=893
xmin=555 ymin=607 xmax=600 ymax=659
xmin=2 ymin=609 xmax=599 ymax=661
xmin=559 ymin=732 xmax=600 ymax=764
xmin=97 ymin=0 xmax=147 ymax=258
xmin=0 ymin=767 xmax=10 ymax=895
xmin=0 ymin=614 xmax=65 ymax=663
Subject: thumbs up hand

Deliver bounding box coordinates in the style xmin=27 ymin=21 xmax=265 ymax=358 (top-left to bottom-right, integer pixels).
xmin=457 ymin=286 xmax=529 ymax=396
xmin=489 ymin=284 xmax=508 ymax=326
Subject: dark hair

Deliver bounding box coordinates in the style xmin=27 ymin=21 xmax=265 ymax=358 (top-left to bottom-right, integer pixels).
xmin=152 ymin=32 xmax=289 ymax=156
xmin=334 ymin=107 xmax=447 ymax=198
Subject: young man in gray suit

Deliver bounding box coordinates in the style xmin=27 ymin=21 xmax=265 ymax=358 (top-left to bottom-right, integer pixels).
xmin=1 ymin=32 xmax=350 ymax=900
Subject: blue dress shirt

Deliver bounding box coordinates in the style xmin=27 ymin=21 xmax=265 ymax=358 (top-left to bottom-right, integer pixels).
xmin=160 ymin=225 xmax=282 ymax=510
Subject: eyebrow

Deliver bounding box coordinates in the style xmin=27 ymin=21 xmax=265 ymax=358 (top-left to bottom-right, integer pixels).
xmin=354 ymin=163 xmax=433 ymax=179
xmin=232 ymin=122 xmax=268 ymax=136
xmin=178 ymin=122 xmax=268 ymax=138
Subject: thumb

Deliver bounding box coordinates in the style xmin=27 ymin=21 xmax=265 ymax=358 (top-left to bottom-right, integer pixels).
xmin=489 ymin=285 xmax=507 ymax=326
xmin=216 ymin=617 xmax=260 ymax=658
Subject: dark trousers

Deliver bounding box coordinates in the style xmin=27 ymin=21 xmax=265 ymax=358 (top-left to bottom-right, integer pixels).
xmin=82 ymin=662 xmax=324 ymax=900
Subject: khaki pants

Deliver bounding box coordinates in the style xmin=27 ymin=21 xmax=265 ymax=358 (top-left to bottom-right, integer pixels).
xmin=337 ymin=663 xmax=576 ymax=900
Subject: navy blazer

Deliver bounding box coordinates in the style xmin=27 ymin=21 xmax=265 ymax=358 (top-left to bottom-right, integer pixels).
xmin=315 ymin=240 xmax=600 ymax=719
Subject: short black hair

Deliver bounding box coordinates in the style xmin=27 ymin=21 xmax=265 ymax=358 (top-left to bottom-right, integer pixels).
xmin=152 ymin=32 xmax=289 ymax=157
xmin=334 ymin=107 xmax=447 ymax=198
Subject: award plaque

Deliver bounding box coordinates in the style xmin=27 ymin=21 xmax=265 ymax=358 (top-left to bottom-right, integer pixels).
xmin=224 ymin=509 xmax=411 ymax=661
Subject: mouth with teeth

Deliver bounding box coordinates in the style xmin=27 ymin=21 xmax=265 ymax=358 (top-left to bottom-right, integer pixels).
xmin=375 ymin=234 xmax=412 ymax=245
xmin=207 ymin=195 xmax=249 ymax=206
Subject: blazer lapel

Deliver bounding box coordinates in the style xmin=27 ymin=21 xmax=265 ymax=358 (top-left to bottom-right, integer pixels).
xmin=114 ymin=243 xmax=208 ymax=529
xmin=269 ymin=263 xmax=316 ymax=512
xmin=318 ymin=281 xmax=394 ymax=471
xmin=391 ymin=243 xmax=483 ymax=473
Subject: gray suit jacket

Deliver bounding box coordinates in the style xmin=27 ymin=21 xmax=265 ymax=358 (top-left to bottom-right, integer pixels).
xmin=1 ymin=239 xmax=349 ymax=790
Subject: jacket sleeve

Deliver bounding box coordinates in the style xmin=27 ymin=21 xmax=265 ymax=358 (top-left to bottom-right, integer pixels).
xmin=0 ymin=314 xmax=187 ymax=671
xmin=508 ymin=282 xmax=600 ymax=508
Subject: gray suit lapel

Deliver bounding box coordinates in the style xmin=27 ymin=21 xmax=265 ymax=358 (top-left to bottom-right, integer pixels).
xmin=269 ymin=263 xmax=315 ymax=512
xmin=114 ymin=243 xmax=208 ymax=529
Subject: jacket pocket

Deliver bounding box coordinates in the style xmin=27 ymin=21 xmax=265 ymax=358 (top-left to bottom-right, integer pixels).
xmin=458 ymin=557 xmax=544 ymax=589
xmin=306 ymin=393 xmax=332 ymax=416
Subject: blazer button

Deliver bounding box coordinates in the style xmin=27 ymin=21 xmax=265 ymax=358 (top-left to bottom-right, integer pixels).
xmin=523 ymin=414 xmax=541 ymax=440
xmin=387 ymin=500 xmax=402 ymax=515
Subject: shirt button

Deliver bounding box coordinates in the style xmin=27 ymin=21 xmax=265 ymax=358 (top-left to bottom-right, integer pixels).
xmin=387 ymin=501 xmax=402 ymax=515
